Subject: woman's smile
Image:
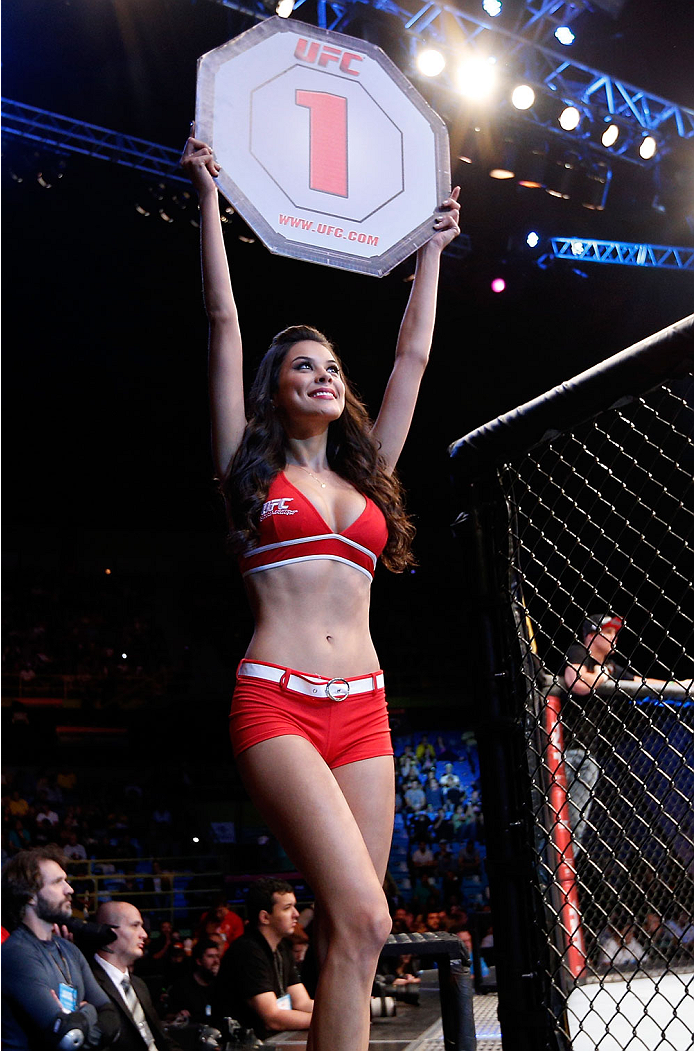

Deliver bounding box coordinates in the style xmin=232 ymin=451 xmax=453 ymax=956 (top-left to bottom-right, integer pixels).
xmin=274 ymin=340 xmax=346 ymax=417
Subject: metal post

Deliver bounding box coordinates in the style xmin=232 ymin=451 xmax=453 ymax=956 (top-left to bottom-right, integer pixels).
xmin=451 ymin=474 xmax=559 ymax=1051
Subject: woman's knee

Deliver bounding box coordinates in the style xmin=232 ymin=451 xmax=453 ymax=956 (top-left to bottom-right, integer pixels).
xmin=330 ymin=892 xmax=392 ymax=959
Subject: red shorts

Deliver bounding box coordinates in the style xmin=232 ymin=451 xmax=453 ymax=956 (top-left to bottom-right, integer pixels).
xmin=229 ymin=660 xmax=393 ymax=770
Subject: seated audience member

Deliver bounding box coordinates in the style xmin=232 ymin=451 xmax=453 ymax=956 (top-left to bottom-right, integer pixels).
xmin=436 ymin=736 xmax=459 ymax=762
xmin=408 ymin=807 xmax=433 ymax=843
xmin=92 ymin=900 xmax=181 ymax=1051
xmin=411 ymin=876 xmax=439 ymax=916
xmin=144 ymin=919 xmax=179 ymax=971
xmin=195 ymin=898 xmax=244 ymax=957
xmin=454 ymin=927 xmax=488 ymax=978
xmin=415 ymin=736 xmax=436 ymax=764
xmin=480 ymin=924 xmax=495 ymax=965
xmin=451 ymin=803 xmax=466 ymax=841
xmin=419 ymin=752 xmax=436 ymax=777
xmin=289 ymin=927 xmax=310 ymax=977
xmin=403 ymin=779 xmax=426 ymax=813
xmin=35 ymin=804 xmax=60 ymax=829
xmin=439 ymin=764 xmax=460 ymax=792
xmin=458 ymin=803 xmax=478 ymax=842
xmin=665 ymin=908 xmax=694 ymax=954
xmin=424 ymin=775 xmax=443 ymax=810
xmin=397 ymin=747 xmax=420 ymax=782
xmin=458 ymin=841 xmax=482 ymax=878
xmin=8 ymin=791 xmax=31 ymax=819
xmin=166 ymin=938 xmax=220 ymax=1024
xmin=214 ymin=878 xmax=313 ymax=1040
xmin=432 ymin=807 xmax=454 ymax=842
xmin=441 ymin=868 xmax=461 ymax=909
xmin=410 ymin=840 xmax=435 ymax=874
xmin=63 ymin=831 xmax=88 ymax=863
xmin=33 ymin=818 xmax=58 ymax=849
xmin=380 ymin=952 xmax=421 ymax=985
xmin=141 ymin=861 xmax=172 ymax=914
xmin=391 ymin=907 xmax=413 ymax=934
xmin=435 ymin=841 xmax=454 ymax=876
xmin=2 ymin=847 xmax=119 ymax=1050
xmin=423 ymin=910 xmax=442 ymax=932
xmin=56 ymin=769 xmax=78 ymax=800
xmin=597 ymin=916 xmax=648 ymax=969
xmin=8 ymin=819 xmax=32 ymax=855
xmin=165 ymin=940 xmax=193 ymax=987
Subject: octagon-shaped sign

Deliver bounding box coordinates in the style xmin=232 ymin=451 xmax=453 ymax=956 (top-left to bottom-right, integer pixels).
xmin=196 ymin=17 xmax=451 ymax=277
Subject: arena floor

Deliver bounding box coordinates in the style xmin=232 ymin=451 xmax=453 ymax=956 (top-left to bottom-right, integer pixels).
xmin=264 ymin=971 xmax=502 ymax=1050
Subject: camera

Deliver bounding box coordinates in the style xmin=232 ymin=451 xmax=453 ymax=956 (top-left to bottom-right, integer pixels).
xmin=221 ymin=1018 xmax=265 ymax=1048
xmin=369 ymin=978 xmax=396 ymax=1019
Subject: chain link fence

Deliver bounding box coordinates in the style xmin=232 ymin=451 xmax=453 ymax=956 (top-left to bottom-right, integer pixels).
xmin=450 ymin=317 xmax=694 ymax=1050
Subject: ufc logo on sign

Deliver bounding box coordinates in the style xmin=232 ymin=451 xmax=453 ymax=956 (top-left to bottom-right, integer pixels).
xmin=294 ymin=38 xmax=364 ymax=77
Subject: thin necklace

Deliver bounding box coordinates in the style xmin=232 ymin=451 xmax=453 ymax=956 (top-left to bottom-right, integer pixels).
xmin=293 ymin=464 xmax=328 ymax=489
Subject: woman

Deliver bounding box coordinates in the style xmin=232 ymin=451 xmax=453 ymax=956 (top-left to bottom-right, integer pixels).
xmin=181 ymin=131 xmax=459 ymax=1051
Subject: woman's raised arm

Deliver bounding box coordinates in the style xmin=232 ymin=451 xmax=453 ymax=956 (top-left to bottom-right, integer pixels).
xmin=371 ymin=187 xmax=460 ymax=473
xmin=181 ymin=132 xmax=245 ymax=479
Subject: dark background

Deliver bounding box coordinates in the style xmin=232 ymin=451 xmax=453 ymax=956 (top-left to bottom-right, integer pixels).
xmin=3 ymin=0 xmax=694 ymax=719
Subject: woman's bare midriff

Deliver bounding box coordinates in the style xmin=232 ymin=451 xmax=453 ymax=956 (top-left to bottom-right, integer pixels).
xmin=243 ymin=559 xmax=380 ymax=677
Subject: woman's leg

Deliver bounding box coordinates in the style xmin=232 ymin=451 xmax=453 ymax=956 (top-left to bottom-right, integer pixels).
xmin=236 ymin=736 xmax=393 ymax=1051
xmin=332 ymin=755 xmax=395 ymax=884
xmin=306 ymin=754 xmax=396 ymax=1046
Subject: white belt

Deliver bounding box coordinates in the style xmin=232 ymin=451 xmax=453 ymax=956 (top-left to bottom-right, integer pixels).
xmin=238 ymin=661 xmax=384 ymax=702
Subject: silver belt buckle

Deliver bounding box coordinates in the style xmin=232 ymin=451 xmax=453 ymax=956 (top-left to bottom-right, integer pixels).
xmin=326 ymin=678 xmax=350 ymax=702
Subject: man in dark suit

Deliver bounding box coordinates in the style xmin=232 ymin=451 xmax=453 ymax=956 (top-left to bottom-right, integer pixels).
xmin=91 ymin=900 xmax=181 ymax=1051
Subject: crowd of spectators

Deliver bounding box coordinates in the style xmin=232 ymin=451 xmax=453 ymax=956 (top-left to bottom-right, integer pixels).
xmin=2 ymin=570 xmax=172 ymax=695
xmin=391 ymin=733 xmax=487 ymax=919
xmin=1 ymin=764 xmax=195 ymax=908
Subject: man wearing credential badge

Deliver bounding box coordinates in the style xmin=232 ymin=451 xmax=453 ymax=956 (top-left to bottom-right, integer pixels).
xmin=181 ymin=28 xmax=460 ymax=1043
xmin=214 ymin=879 xmax=313 ymax=1040
xmin=2 ymin=847 xmax=119 ymax=1051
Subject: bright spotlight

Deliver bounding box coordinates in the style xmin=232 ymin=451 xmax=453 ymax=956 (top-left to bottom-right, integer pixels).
xmin=526 ymin=231 xmax=540 ymax=248
xmin=559 ymin=106 xmax=581 ymax=131
xmin=511 ymin=84 xmax=535 ymax=110
xmin=639 ymin=135 xmax=657 ymax=160
xmin=491 ymin=277 xmax=506 ymax=293
xmin=275 ymin=0 xmax=294 ymax=15
xmin=417 ymin=49 xmax=446 ymax=77
xmin=482 ymin=0 xmax=502 ymax=15
xmin=601 ymin=123 xmax=619 ymax=148
xmin=456 ymin=57 xmax=497 ymax=99
xmin=570 ymin=241 xmax=585 ymax=256
xmin=489 ymin=166 xmax=514 ymax=180
xmin=555 ymin=26 xmax=575 ymax=45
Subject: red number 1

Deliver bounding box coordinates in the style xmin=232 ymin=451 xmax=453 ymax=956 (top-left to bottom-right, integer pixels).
xmin=295 ymin=90 xmax=348 ymax=198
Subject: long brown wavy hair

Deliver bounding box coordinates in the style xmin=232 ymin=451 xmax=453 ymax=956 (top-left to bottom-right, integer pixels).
xmin=222 ymin=325 xmax=416 ymax=572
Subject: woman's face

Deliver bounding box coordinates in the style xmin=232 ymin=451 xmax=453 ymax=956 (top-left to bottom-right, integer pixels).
xmin=274 ymin=341 xmax=345 ymax=427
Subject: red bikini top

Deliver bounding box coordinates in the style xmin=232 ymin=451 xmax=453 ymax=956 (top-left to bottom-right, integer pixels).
xmin=238 ymin=472 xmax=388 ymax=582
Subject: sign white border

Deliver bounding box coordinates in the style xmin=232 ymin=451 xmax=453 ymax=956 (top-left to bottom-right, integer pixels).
xmin=196 ymin=17 xmax=451 ymax=277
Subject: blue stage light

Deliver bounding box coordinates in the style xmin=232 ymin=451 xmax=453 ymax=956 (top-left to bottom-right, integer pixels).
xmin=555 ymin=26 xmax=575 ymax=45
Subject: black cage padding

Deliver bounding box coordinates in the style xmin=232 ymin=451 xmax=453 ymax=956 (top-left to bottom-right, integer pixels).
xmin=450 ymin=314 xmax=694 ymax=481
